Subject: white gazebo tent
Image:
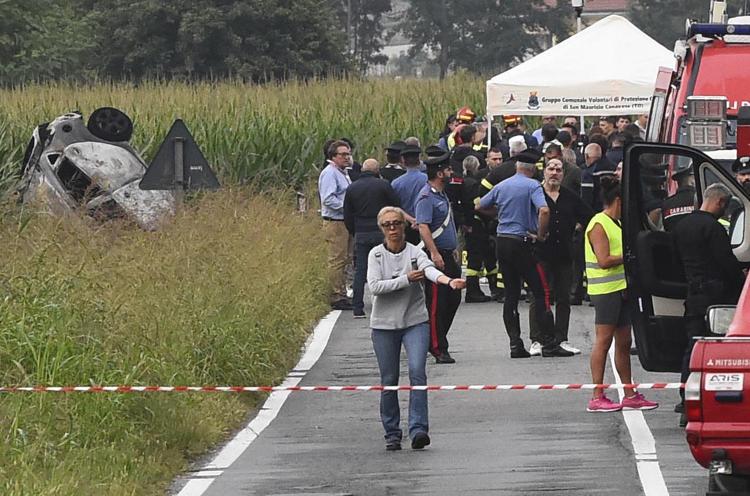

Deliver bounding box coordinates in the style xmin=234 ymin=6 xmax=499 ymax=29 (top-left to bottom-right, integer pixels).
xmin=486 ymin=15 xmax=675 ymax=122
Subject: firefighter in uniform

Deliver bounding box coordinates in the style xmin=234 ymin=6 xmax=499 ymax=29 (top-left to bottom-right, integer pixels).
xmin=672 ymin=181 xmax=746 ymax=424
xmin=448 ymin=125 xmax=486 ymax=234
xmin=662 ymin=163 xmax=696 ymax=231
xmin=462 ymin=155 xmax=495 ymax=302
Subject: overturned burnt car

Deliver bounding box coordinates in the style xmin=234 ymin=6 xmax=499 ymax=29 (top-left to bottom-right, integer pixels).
xmin=17 ymin=107 xmax=219 ymax=230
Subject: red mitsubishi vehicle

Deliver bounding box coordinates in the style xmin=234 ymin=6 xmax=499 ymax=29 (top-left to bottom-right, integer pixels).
xmin=623 ymin=5 xmax=750 ymax=492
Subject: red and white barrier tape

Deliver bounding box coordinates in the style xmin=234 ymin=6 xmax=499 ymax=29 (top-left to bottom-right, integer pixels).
xmin=0 ymin=383 xmax=683 ymax=393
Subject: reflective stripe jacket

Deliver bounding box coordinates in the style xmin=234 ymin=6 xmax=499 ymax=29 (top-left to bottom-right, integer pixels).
xmin=584 ymin=212 xmax=626 ymax=295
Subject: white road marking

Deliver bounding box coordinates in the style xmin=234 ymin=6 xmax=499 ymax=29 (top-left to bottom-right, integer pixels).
xmin=608 ymin=346 xmax=670 ymax=496
xmin=175 ymin=310 xmax=341 ymax=496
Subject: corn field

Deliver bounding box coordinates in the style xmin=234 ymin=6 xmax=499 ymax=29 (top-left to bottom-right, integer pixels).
xmin=0 ymin=75 xmax=486 ymax=196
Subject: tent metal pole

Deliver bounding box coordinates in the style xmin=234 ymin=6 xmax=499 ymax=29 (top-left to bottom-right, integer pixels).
xmin=487 ymin=114 xmax=492 ymax=150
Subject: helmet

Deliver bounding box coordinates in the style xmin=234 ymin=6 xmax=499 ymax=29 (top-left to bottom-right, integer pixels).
xmin=456 ymin=106 xmax=476 ymax=123
xmin=452 ymin=124 xmax=468 ymax=145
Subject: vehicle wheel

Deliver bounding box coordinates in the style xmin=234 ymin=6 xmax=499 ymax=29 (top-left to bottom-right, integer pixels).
xmin=87 ymin=107 xmax=133 ymax=142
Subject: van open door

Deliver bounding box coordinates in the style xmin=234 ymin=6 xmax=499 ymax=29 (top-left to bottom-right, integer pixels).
xmin=622 ymin=142 xmax=750 ymax=372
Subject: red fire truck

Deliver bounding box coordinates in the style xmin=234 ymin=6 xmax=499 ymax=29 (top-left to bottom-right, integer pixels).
xmin=624 ymin=2 xmax=750 ymax=493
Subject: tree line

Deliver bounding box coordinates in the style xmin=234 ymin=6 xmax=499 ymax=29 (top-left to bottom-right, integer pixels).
xmin=0 ymin=0 xmax=726 ymax=85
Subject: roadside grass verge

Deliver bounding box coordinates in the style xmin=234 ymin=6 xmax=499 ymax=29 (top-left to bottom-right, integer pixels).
xmin=0 ymin=189 xmax=329 ymax=495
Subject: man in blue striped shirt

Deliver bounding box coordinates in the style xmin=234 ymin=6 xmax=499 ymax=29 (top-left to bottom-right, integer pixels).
xmin=319 ymin=140 xmax=353 ymax=310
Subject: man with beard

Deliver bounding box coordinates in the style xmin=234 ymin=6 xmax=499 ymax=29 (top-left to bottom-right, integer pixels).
xmin=528 ymin=159 xmax=592 ymax=356
xmin=734 ymin=156 xmax=750 ymax=194
xmin=416 ymin=152 xmax=462 ymax=364
xmin=673 ymin=183 xmax=746 ymax=424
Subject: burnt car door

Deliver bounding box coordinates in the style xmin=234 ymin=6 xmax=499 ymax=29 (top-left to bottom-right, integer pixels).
xmin=622 ymin=143 xmax=750 ymax=372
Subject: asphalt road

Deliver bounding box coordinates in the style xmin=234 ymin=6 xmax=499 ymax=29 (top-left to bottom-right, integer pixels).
xmin=173 ymin=287 xmax=709 ymax=496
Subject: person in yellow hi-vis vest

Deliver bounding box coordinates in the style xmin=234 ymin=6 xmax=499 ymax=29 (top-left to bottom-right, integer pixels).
xmin=585 ymin=176 xmax=659 ymax=413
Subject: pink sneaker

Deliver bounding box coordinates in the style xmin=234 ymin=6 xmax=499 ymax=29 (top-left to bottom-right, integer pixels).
xmin=587 ymin=394 xmax=622 ymax=412
xmin=621 ymin=392 xmax=659 ymax=411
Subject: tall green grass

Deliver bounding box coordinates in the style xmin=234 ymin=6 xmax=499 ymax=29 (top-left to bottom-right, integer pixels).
xmin=0 ymin=76 xmax=486 ymax=194
xmin=0 ymin=190 xmax=329 ymax=494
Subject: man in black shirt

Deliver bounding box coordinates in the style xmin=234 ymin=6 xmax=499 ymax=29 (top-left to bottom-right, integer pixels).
xmin=344 ymin=159 xmax=401 ymax=318
xmin=673 ymin=182 xmax=745 ymax=420
xmin=581 ymin=143 xmax=616 ymax=213
xmin=662 ymin=165 xmax=696 ymax=232
xmin=528 ymin=159 xmax=593 ymax=356
xmin=380 ymin=141 xmax=407 ymax=183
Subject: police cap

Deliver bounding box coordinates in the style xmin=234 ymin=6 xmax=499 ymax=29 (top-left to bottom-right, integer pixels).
xmin=385 ymin=140 xmax=406 ymax=153
xmin=424 ymin=151 xmax=451 ymax=168
xmin=425 ymin=144 xmax=446 ymax=158
xmin=733 ymin=156 xmax=750 ymax=173
xmin=400 ymin=144 xmax=422 ymax=156
xmin=515 ymin=150 xmax=542 ymax=165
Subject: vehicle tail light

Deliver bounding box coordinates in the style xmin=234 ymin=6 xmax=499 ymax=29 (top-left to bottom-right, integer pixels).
xmin=687 ymin=96 xmax=728 ymax=120
xmin=737 ymin=106 xmax=750 ymax=157
xmin=685 ymin=372 xmax=702 ymax=422
xmin=687 ymin=122 xmax=726 ymax=150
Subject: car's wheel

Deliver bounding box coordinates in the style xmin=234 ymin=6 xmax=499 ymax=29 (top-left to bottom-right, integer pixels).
xmin=87 ymin=107 xmax=133 ymax=142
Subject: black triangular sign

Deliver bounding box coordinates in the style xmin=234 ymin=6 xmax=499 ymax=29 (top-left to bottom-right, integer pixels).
xmin=140 ymin=119 xmax=220 ymax=191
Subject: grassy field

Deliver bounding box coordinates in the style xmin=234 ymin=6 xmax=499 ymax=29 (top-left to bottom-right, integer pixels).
xmin=0 ymin=190 xmax=329 ymax=494
xmin=0 ymin=75 xmax=486 ymax=196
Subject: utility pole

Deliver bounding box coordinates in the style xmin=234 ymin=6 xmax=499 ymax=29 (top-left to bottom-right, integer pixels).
xmin=572 ymin=0 xmax=585 ymax=132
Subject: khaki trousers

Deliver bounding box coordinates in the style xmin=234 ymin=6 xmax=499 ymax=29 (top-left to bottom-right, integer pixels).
xmin=324 ymin=220 xmax=352 ymax=301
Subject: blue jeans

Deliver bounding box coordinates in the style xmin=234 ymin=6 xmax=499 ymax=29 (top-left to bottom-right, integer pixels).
xmin=371 ymin=322 xmax=429 ymax=442
xmin=353 ymin=232 xmax=382 ymax=313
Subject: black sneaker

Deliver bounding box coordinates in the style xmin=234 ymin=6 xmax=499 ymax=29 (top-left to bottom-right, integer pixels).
xmin=353 ymin=309 xmax=366 ymax=319
xmin=674 ymin=402 xmax=685 ymax=413
xmin=411 ymin=432 xmax=431 ymax=450
xmin=386 ymin=440 xmax=402 ymax=451
xmin=435 ymin=352 xmax=456 ymax=364
xmin=510 ymin=346 xmax=531 ymax=359
xmin=542 ymin=345 xmax=575 ymax=358
xmin=465 ymin=293 xmax=492 ymax=303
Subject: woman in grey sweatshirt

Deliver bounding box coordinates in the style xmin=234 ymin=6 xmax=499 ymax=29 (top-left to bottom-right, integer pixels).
xmin=367 ymin=206 xmax=465 ymax=451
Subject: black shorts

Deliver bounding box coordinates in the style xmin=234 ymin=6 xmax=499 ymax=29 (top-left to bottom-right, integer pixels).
xmin=589 ymin=290 xmax=631 ymax=327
